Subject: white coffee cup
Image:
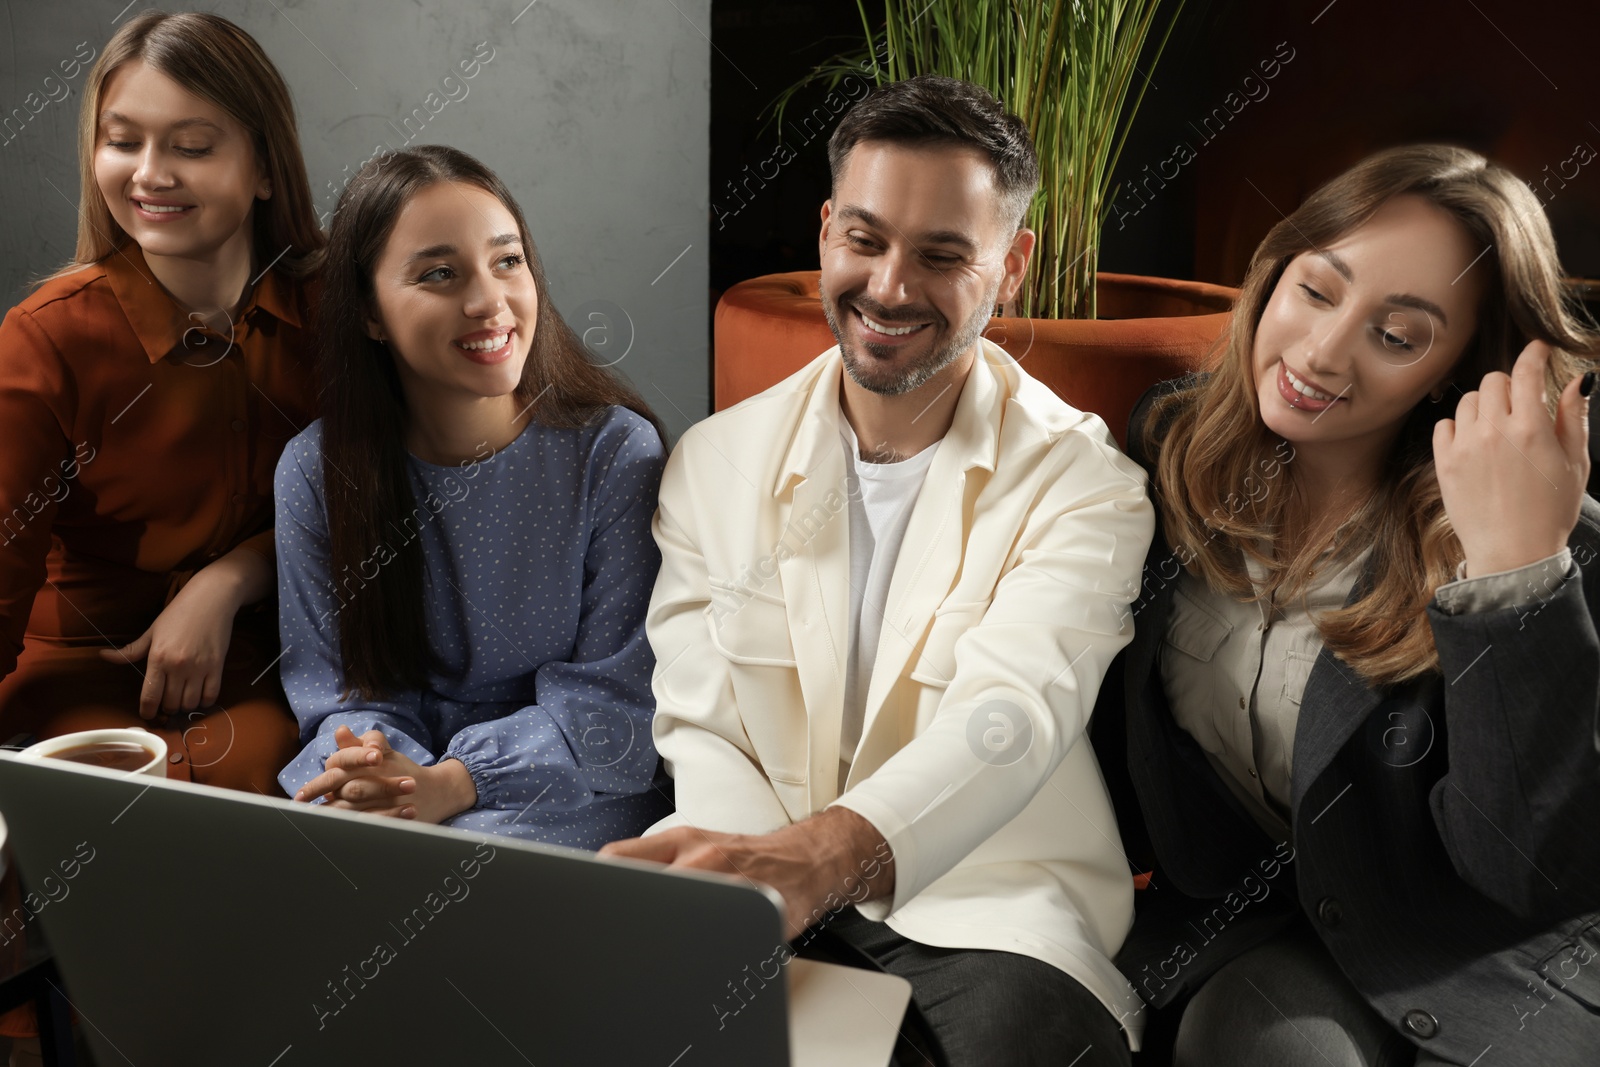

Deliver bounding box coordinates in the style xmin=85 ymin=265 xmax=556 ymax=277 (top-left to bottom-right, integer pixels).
xmin=16 ymin=728 xmax=168 ymax=779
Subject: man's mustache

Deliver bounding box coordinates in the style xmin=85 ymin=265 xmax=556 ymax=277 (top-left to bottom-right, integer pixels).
xmin=836 ymin=293 xmax=943 ymax=327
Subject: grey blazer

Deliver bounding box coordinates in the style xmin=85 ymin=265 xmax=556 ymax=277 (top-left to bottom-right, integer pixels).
xmin=1095 ymin=382 xmax=1600 ymax=1065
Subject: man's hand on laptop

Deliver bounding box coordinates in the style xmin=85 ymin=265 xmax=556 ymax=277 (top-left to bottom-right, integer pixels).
xmin=291 ymin=724 xmax=477 ymax=825
xmin=599 ymin=806 xmax=894 ymax=939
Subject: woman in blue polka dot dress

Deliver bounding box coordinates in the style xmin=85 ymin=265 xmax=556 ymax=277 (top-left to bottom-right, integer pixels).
xmin=274 ymin=145 xmax=672 ymax=849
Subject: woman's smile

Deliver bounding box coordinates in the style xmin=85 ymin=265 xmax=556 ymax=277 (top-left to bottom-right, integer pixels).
xmin=1274 ymin=361 xmax=1345 ymax=413
xmin=454 ymin=327 xmax=515 ymax=365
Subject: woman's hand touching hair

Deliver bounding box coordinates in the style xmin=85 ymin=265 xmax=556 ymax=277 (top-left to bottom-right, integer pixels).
xmin=1434 ymin=340 xmax=1593 ymax=578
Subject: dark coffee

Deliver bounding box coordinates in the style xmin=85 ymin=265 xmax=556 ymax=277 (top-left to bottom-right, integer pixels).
xmin=46 ymin=741 xmax=155 ymax=772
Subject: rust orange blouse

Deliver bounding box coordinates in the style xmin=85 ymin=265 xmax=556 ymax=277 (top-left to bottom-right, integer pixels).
xmin=0 ymin=244 xmax=316 ymax=676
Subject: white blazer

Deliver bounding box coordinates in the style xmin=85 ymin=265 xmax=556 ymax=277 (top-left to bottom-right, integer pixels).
xmin=647 ymin=341 xmax=1155 ymax=1041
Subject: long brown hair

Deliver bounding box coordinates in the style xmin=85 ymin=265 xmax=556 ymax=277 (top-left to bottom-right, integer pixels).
xmin=47 ymin=10 xmax=323 ymax=281
xmin=1147 ymin=144 xmax=1598 ymax=686
xmin=320 ymin=145 xmax=663 ymax=700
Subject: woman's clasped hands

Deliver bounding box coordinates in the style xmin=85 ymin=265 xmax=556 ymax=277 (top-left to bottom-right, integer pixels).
xmin=293 ymin=724 xmax=477 ymax=824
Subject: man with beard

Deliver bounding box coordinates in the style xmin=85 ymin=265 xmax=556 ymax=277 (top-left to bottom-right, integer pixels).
xmin=601 ymin=75 xmax=1154 ymax=1065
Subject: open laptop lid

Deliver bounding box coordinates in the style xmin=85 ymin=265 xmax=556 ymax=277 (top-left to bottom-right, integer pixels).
xmin=0 ymin=755 xmax=790 ymax=1067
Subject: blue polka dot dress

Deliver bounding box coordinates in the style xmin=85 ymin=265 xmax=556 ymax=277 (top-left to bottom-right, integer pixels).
xmin=273 ymin=407 xmax=672 ymax=849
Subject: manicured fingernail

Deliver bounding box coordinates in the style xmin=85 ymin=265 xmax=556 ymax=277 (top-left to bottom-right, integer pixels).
xmin=399 ymin=778 xmax=415 ymax=792
xmin=366 ymin=750 xmax=380 ymax=763
xmin=401 ymin=807 xmax=416 ymax=819
xmin=1581 ymin=371 xmax=1595 ymax=397
xmin=293 ymin=791 xmax=304 ymax=802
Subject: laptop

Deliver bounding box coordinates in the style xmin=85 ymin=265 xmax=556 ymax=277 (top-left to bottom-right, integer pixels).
xmin=0 ymin=755 xmax=910 ymax=1067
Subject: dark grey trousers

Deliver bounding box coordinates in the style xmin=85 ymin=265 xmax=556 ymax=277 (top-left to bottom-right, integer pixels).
xmin=1172 ymin=923 xmax=1453 ymax=1067
xmin=824 ymin=907 xmax=1133 ymax=1067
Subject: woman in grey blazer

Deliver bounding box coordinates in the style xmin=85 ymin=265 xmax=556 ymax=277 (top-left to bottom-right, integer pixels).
xmin=1093 ymin=144 xmax=1600 ymax=1067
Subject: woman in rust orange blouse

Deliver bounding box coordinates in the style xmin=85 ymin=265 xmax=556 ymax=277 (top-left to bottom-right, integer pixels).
xmin=0 ymin=11 xmax=322 ymax=794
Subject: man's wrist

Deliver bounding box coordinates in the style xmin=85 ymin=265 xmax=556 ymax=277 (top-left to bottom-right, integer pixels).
xmin=809 ymin=806 xmax=895 ymax=904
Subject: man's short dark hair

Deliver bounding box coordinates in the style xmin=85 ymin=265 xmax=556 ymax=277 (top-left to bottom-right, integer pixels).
xmin=827 ymin=74 xmax=1041 ymax=232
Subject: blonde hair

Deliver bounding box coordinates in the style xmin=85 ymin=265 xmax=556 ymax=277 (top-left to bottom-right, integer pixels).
xmin=46 ymin=10 xmax=323 ymax=283
xmin=1147 ymin=144 xmax=1598 ymax=686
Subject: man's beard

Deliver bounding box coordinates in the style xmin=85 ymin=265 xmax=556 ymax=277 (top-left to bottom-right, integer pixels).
xmin=820 ymin=280 xmax=1000 ymax=397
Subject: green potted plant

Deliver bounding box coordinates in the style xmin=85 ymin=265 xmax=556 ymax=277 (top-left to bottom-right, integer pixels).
xmin=786 ymin=0 xmax=1183 ymax=320
xmin=719 ymin=0 xmax=1235 ymax=443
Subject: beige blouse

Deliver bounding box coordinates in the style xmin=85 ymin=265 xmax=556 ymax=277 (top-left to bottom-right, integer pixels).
xmin=1159 ymin=546 xmax=1572 ymax=840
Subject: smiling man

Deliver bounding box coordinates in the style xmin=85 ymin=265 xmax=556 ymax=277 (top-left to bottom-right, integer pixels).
xmin=601 ymin=76 xmax=1154 ymax=1065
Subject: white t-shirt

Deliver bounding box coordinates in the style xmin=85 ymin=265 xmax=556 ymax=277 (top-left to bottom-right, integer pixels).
xmin=837 ymin=410 xmax=940 ymax=793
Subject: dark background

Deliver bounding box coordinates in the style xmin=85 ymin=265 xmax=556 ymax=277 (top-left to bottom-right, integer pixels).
xmin=709 ymin=0 xmax=1600 ymax=304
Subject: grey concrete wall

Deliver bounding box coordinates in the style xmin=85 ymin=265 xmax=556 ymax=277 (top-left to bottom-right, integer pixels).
xmin=0 ymin=0 xmax=710 ymax=439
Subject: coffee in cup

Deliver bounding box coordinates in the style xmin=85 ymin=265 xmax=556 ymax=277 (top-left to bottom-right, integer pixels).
xmin=14 ymin=728 xmax=168 ymax=779
xmin=46 ymin=741 xmax=157 ymax=773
